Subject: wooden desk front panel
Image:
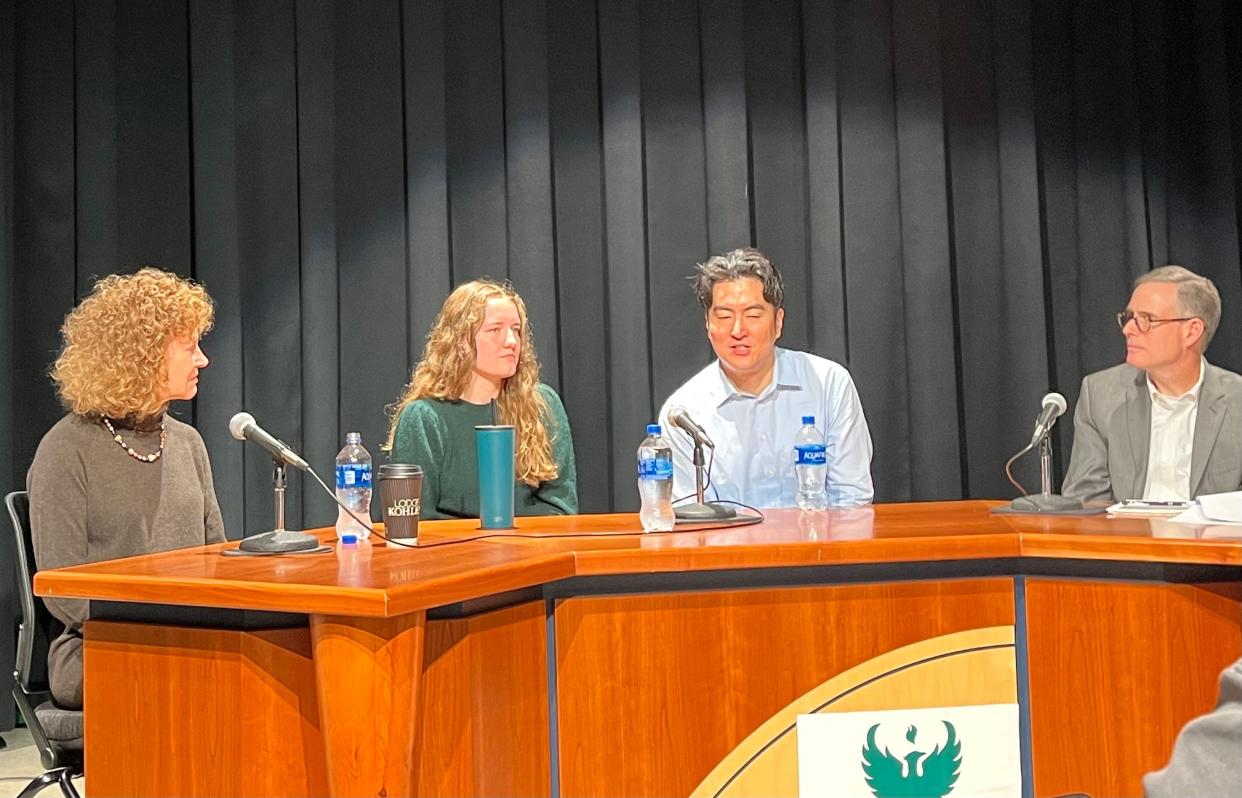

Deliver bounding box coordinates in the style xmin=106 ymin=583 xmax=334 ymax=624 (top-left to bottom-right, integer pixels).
xmin=553 ymin=578 xmax=1015 ymax=798
xmin=83 ymin=622 xmax=328 ymax=797
xmin=1026 ymin=579 xmax=1242 ymax=798
xmin=417 ymin=600 xmax=551 ymax=797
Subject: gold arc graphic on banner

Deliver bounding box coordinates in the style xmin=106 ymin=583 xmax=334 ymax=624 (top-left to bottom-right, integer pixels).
xmin=690 ymin=625 xmax=1018 ymax=798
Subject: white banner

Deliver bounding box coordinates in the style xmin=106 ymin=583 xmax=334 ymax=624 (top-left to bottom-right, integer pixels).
xmin=797 ymin=703 xmax=1022 ymax=798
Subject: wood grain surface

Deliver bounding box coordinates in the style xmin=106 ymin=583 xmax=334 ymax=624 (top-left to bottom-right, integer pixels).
xmin=35 ymin=502 xmax=1242 ymax=616
xmin=417 ymin=600 xmax=550 ymax=797
xmin=554 ymin=578 xmax=1016 ymax=797
xmin=310 ymin=612 xmax=425 ymax=798
xmin=82 ymin=622 xmax=328 ymax=797
xmin=51 ymin=503 xmax=1242 ymax=798
xmin=1026 ymin=578 xmax=1242 ymax=798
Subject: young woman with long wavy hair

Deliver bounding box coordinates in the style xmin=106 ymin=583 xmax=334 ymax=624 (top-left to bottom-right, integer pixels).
xmin=28 ymin=268 xmax=225 ymax=710
xmin=386 ymin=279 xmax=578 ymax=519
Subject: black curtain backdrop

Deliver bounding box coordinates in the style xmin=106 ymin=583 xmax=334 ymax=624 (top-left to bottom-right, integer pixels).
xmin=2 ymin=0 xmax=1242 ymax=542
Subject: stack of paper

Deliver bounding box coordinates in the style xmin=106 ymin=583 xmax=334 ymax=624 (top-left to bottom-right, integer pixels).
xmin=1169 ymin=492 xmax=1242 ymax=529
xmin=1106 ymin=499 xmax=1194 ymax=517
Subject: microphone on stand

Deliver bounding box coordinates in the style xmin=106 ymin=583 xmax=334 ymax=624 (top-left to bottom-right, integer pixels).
xmin=225 ymin=412 xmax=405 ymax=554
xmin=228 ymin=412 xmax=310 ymax=471
xmin=1027 ymin=392 xmax=1068 ymax=447
xmin=666 ymin=406 xmax=736 ymax=522
xmin=227 ymin=412 xmax=321 ymax=554
xmin=668 ymin=406 xmax=715 ymax=449
xmin=1001 ymin=392 xmax=1083 ymax=514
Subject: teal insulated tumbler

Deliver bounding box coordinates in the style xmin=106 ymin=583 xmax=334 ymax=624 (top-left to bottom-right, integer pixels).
xmin=476 ymin=425 xmax=516 ymax=529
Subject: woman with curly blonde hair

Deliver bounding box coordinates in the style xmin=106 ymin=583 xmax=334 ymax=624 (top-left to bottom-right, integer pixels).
xmin=386 ymin=279 xmax=578 ymax=519
xmin=27 ymin=267 xmax=226 ymax=710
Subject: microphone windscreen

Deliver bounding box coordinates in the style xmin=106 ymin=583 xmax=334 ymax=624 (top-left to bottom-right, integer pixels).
xmin=228 ymin=412 xmax=255 ymax=441
xmin=1042 ymin=392 xmax=1068 ymax=417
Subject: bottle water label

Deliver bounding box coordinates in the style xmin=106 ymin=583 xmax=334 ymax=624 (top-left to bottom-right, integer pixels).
xmin=638 ymin=458 xmax=673 ymax=479
xmin=795 ymin=444 xmax=827 ymax=466
xmin=336 ymin=463 xmax=373 ymax=489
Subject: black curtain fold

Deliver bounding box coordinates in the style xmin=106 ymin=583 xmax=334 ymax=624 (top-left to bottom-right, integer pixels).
xmin=189 ymin=0 xmax=246 ymax=537
xmin=0 ymin=0 xmax=16 ymax=735
xmin=547 ymin=0 xmax=611 ymax=511
xmin=598 ymin=0 xmax=650 ymax=509
xmin=3 ymin=0 xmax=1242 ymax=533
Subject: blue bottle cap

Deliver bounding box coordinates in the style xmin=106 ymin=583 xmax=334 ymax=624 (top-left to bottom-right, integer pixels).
xmin=802 ymin=415 xmax=815 ymax=425
xmin=646 ymin=423 xmax=661 ymax=435
xmin=340 ymin=533 xmax=358 ymax=545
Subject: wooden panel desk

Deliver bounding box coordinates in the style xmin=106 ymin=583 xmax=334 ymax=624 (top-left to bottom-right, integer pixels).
xmin=34 ymin=501 xmax=1242 ymax=797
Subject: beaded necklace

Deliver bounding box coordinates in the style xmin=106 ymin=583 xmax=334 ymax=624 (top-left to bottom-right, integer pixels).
xmin=101 ymin=417 xmax=167 ymax=463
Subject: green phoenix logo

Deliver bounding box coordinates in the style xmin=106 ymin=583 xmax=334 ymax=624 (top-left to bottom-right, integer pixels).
xmin=861 ymin=721 xmax=962 ymax=798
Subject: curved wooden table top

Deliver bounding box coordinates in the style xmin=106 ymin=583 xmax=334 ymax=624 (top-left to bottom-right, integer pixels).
xmin=33 ymin=500 xmax=1242 ymax=617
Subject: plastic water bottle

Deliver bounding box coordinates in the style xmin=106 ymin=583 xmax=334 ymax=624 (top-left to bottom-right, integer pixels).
xmin=335 ymin=432 xmax=373 ymax=541
xmin=637 ymin=424 xmax=675 ymax=532
xmin=335 ymin=533 xmax=372 ymax=584
xmin=794 ymin=415 xmax=829 ymax=511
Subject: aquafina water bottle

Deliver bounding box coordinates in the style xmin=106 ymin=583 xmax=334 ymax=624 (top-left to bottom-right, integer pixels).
xmin=637 ymin=424 xmax=675 ymax=532
xmin=794 ymin=415 xmax=828 ymax=511
xmin=335 ymin=432 xmax=373 ymax=541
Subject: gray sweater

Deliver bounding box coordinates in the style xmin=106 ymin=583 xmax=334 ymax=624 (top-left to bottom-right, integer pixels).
xmin=27 ymin=413 xmax=225 ymax=709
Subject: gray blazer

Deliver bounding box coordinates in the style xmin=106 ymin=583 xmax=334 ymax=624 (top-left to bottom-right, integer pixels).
xmin=1062 ymin=362 xmax=1242 ymax=503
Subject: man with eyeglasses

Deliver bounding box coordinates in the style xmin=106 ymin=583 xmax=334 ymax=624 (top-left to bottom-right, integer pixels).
xmin=1062 ymin=265 xmax=1242 ymax=503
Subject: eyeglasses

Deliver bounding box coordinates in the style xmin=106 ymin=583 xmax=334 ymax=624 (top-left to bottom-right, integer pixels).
xmin=1115 ymin=310 xmax=1197 ymax=333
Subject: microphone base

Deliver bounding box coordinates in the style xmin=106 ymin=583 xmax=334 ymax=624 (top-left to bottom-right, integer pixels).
xmin=1008 ymin=493 xmax=1084 ymax=513
xmin=238 ymin=529 xmax=321 ymax=554
xmin=674 ymin=502 xmax=737 ymax=522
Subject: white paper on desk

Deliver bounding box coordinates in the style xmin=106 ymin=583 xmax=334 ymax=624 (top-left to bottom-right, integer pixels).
xmin=1169 ymin=504 xmax=1223 ymax=525
xmin=1196 ymin=491 xmax=1242 ymax=523
xmin=1166 ymin=505 xmax=1242 ymax=538
xmin=1169 ymin=498 xmax=1242 ymax=528
xmin=1200 ymin=526 xmax=1242 ymax=539
xmin=1165 ymin=507 xmax=1242 ymax=538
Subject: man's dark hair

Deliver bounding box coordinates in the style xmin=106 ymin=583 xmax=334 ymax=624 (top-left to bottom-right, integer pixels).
xmin=691 ymin=247 xmax=785 ymax=312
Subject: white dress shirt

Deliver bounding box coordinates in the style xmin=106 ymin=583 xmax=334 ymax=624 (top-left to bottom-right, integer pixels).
xmin=1142 ymin=360 xmax=1205 ymax=501
xmin=658 ymin=348 xmax=874 ymax=508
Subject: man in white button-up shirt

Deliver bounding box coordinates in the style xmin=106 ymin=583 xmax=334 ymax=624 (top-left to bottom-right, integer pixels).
xmin=658 ymin=248 xmax=874 ymax=509
xmin=1063 ymin=265 xmax=1242 ymax=504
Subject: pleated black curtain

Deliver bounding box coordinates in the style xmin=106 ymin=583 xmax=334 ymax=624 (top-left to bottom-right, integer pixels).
xmin=3 ymin=0 xmax=1242 ymax=543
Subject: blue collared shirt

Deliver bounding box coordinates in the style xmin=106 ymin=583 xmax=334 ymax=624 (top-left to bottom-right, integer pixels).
xmin=658 ymin=348 xmax=875 ymax=508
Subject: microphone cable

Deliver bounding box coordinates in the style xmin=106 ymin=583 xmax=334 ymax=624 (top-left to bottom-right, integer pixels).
xmin=1003 ymin=443 xmax=1034 ymax=497
xmin=706 ymin=498 xmax=765 ymax=520
xmin=304 ymin=462 xmax=763 ymax=551
xmin=408 ymin=512 xmax=766 ymax=550
xmin=303 ymin=465 xmax=420 ymax=549
xmin=666 ymin=447 xmax=776 ymax=522
xmin=672 ymin=444 xmax=720 ymax=506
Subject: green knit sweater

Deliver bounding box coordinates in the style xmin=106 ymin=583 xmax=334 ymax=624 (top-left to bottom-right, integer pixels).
xmin=390 ymin=383 xmax=578 ymax=520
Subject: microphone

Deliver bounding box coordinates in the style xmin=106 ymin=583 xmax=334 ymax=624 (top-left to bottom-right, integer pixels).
xmin=1028 ymin=392 xmax=1068 ymax=446
xmin=998 ymin=390 xmax=1082 ymax=514
xmin=667 ymin=406 xmax=715 ymax=449
xmin=223 ymin=412 xmax=417 ymax=554
xmin=665 ymin=406 xmax=735 ymax=523
xmin=228 ymin=412 xmax=310 ymax=471
xmin=225 ymin=412 xmax=317 ymax=553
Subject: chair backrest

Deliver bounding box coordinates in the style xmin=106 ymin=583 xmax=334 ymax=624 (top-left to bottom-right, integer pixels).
xmin=6 ymin=491 xmax=57 ymax=692
xmin=6 ymin=490 xmax=83 ymax=775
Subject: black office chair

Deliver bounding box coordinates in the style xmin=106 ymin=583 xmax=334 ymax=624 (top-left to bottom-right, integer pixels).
xmin=6 ymin=491 xmax=83 ymax=798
